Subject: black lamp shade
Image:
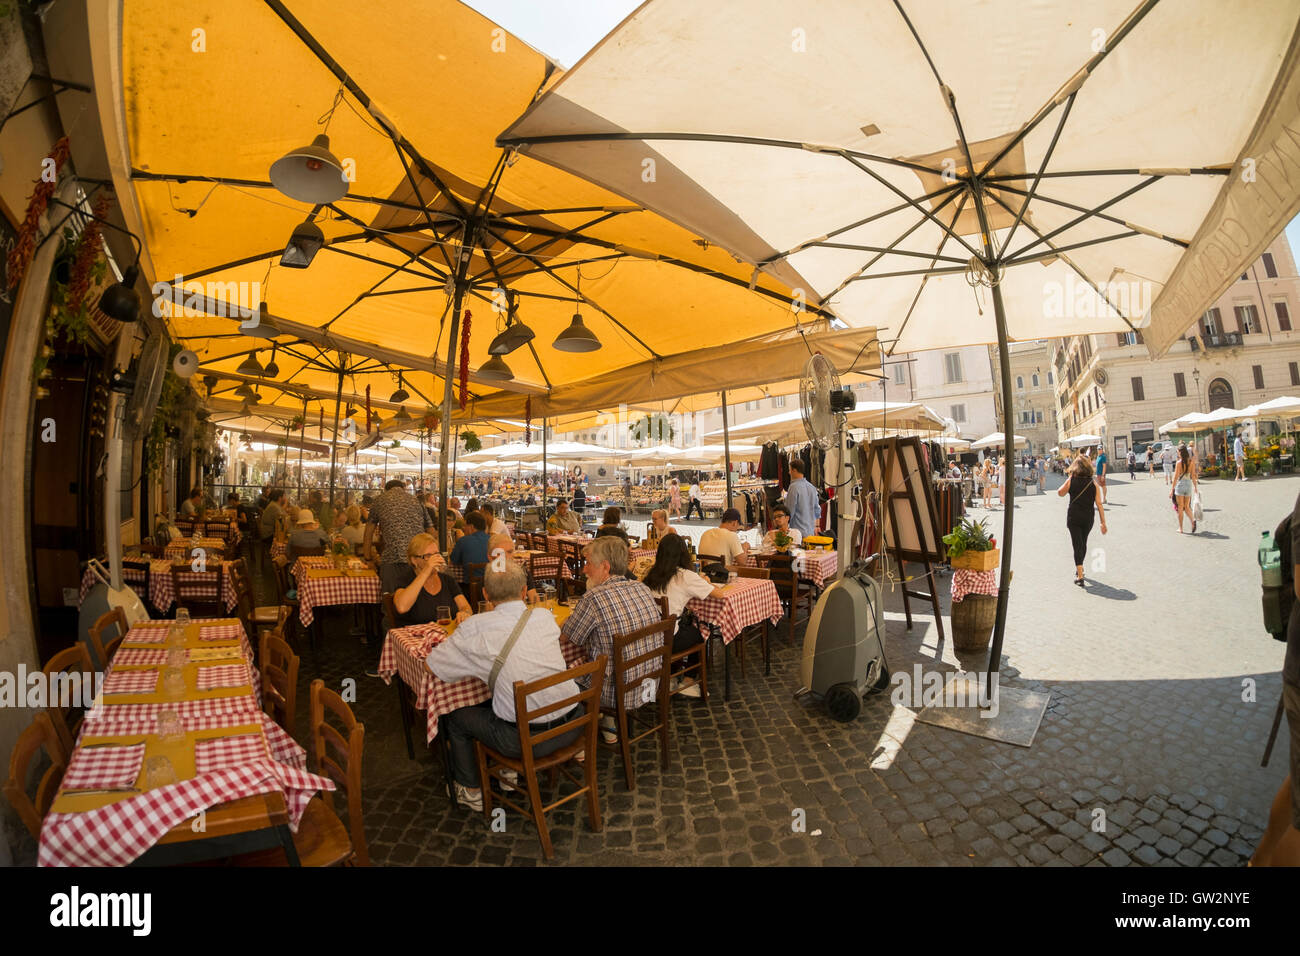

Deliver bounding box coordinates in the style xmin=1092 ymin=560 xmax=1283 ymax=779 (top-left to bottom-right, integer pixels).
xmin=280 ymin=219 xmax=325 ymax=268
xmin=478 ymin=355 xmax=514 ymax=380
xmin=488 ymin=320 xmax=536 ymax=355
xmin=552 ymin=313 xmax=602 ymax=352
xmin=98 ymin=265 xmax=141 ymax=323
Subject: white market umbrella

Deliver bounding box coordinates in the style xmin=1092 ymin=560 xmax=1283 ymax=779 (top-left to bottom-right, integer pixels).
xmin=971 ymin=432 xmax=1028 ymax=450
xmin=678 ymin=443 xmax=765 ymax=461
xmin=1064 ymin=433 xmax=1103 ymax=448
xmin=1243 ymin=396 xmax=1300 ymax=420
xmin=501 ymin=0 xmax=1300 ymax=695
xmin=704 ymin=401 xmax=944 ymax=442
xmin=515 ymin=440 xmax=619 ymax=462
xmin=933 ymin=437 xmax=971 ymax=450
xmin=625 ymin=444 xmax=712 ymax=465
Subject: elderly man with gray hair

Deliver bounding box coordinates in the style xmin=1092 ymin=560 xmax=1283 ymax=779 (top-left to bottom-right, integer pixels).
xmin=428 ymin=561 xmax=581 ymax=811
xmin=561 ymin=534 xmax=663 ymax=743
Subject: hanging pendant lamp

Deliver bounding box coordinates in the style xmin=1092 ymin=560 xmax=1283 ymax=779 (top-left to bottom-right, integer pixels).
xmin=553 ymin=273 xmax=601 ymax=352
xmin=478 ymin=355 xmax=514 ymax=380
xmin=263 ymin=344 xmax=280 ymax=378
xmin=236 ymin=351 xmax=264 ymax=376
xmin=389 ymin=372 xmax=410 ymax=404
xmin=269 ymin=134 xmax=348 ymax=204
xmin=281 ymin=217 xmax=325 ymax=268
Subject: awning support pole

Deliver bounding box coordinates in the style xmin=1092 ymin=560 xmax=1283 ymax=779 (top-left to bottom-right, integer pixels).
xmin=542 ymin=418 xmax=548 ymax=519
xmin=721 ymin=389 xmax=734 ymax=514
xmin=437 ymin=230 xmax=475 ymax=552
xmin=985 ymin=277 xmax=1014 ymax=699
xmin=327 ymin=360 xmax=344 ymax=507
xmin=297 ymin=396 xmax=308 ymax=503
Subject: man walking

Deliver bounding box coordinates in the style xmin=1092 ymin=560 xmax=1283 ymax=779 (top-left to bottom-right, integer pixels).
xmin=1235 ymin=430 xmax=1248 ymax=481
xmin=1095 ymin=448 xmax=1108 ymax=503
xmin=1036 ymin=455 xmax=1046 ymax=493
xmin=685 ymin=476 xmax=705 ymax=520
xmin=1161 ymin=441 xmax=1177 ymax=485
xmin=364 ymin=479 xmax=432 ymax=675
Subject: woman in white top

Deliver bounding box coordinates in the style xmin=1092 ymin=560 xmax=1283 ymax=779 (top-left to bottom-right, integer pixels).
xmin=642 ymin=535 xmax=725 ymax=697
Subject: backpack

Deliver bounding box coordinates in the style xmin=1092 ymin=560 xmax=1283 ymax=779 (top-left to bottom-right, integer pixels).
xmin=1268 ymin=511 xmax=1293 ymax=642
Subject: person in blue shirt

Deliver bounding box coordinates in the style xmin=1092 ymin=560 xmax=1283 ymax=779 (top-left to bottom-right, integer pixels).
xmin=449 ymin=511 xmax=491 ymax=580
xmin=784 ymin=460 xmax=820 ymax=538
xmin=1094 ymin=449 xmax=1108 ymax=503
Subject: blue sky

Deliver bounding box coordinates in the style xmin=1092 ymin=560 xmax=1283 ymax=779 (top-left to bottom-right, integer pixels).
xmin=469 ymin=0 xmax=1300 ymax=273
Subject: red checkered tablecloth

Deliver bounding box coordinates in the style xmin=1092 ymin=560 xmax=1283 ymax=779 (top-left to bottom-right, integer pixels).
xmin=164 ymin=538 xmax=227 ymax=559
xmin=199 ymin=623 xmax=244 ymax=642
xmin=195 ymin=734 xmax=268 ymax=774
xmin=111 ymin=648 xmax=171 ymax=667
xmin=545 ymin=533 xmax=591 ymax=554
xmin=196 ymin=663 xmax=251 ymax=691
xmin=102 ymin=669 xmax=160 ymax=696
xmin=79 ymin=560 xmax=154 ymax=605
xmin=379 ymin=622 xmax=584 ymax=743
xmin=686 ymin=576 xmax=783 ymax=645
xmin=271 ymin=540 xmax=287 ymax=559
xmin=951 ymin=569 xmax=999 ymax=603
xmin=148 ymin=561 xmax=240 ymax=614
xmin=61 ymin=743 xmax=146 ymax=791
xmin=446 ymin=549 xmax=572 ymax=583
xmin=736 ymin=548 xmax=839 ymax=588
xmin=293 ymin=559 xmax=381 ymax=627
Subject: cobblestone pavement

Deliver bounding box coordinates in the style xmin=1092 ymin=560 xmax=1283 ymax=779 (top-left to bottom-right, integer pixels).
xmin=275 ymin=471 xmax=1287 ymax=866
xmin=17 ymin=476 xmax=1286 ymax=867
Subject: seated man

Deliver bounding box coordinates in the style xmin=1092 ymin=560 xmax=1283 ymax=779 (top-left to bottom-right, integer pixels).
xmin=761 ymin=504 xmax=803 ymax=548
xmin=180 ymin=486 xmax=202 ymax=517
xmin=449 ymin=510 xmax=491 ymax=580
xmin=479 ymin=501 xmax=508 ymax=537
xmin=643 ymin=508 xmax=677 ymax=549
xmin=594 ymin=506 xmax=630 ymax=544
xmin=561 ymin=536 xmax=664 ymax=743
xmin=488 ymin=532 xmax=541 ymax=603
xmin=429 ymin=563 xmax=582 ymax=811
xmin=546 ymin=498 xmax=582 ymax=534
xmin=698 ymin=508 xmax=750 ymax=565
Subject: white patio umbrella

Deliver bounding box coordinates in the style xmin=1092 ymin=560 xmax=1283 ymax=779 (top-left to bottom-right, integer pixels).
xmin=1243 ymin=396 xmax=1300 ymax=419
xmin=500 ymin=0 xmax=1300 ymax=694
xmin=678 ymin=443 xmax=765 ymax=461
xmin=514 ymin=440 xmax=620 ymax=462
xmin=971 ymin=432 xmax=1029 ymax=450
xmin=705 ymin=401 xmax=944 ymax=441
xmin=1064 ymin=434 xmax=1103 ymax=448
xmin=933 ymin=437 xmax=972 ymax=451
xmin=459 ymin=441 xmax=536 ymax=462
xmin=625 ymin=444 xmax=712 ymax=465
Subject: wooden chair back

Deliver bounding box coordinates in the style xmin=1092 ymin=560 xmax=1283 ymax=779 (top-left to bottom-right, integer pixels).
xmin=656 ymin=595 xmax=670 ymax=620
xmin=604 ymin=617 xmax=675 ymax=789
xmin=260 ymin=631 xmax=300 ymax=738
xmin=289 ymin=544 xmax=325 ymax=562
xmin=733 ymin=566 xmax=770 ymax=580
xmin=170 ymin=563 xmax=224 ymax=617
xmin=381 ymin=591 xmax=399 ymax=631
xmin=3 ymin=711 xmax=68 ymax=838
xmin=41 ymin=643 xmax=95 ymax=753
xmin=310 ymin=679 xmax=369 ymax=866
xmin=697 ymin=552 xmax=724 ymax=567
xmin=466 ymin=562 xmax=488 ymax=607
xmin=88 ymin=607 xmax=129 ymax=672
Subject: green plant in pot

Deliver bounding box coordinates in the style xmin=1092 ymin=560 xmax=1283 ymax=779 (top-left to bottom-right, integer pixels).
xmin=773 ymin=529 xmax=792 ymax=553
xmin=331 ymin=537 xmax=352 ymax=569
xmin=943 ymin=516 xmax=999 ymax=570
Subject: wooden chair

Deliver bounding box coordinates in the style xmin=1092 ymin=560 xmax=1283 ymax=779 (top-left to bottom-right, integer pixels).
xmin=260 ymin=630 xmax=300 ymax=739
xmin=760 ymin=553 xmax=816 ymax=646
xmin=732 ymin=566 xmax=770 ymax=580
xmin=3 ymin=711 xmax=68 ymax=838
xmin=465 ymin=562 xmax=488 ymax=608
xmin=137 ymin=542 xmax=164 ymax=557
xmin=654 ymin=597 xmax=709 ymax=701
xmin=241 ymin=679 xmax=368 ymax=867
xmin=41 ymin=644 xmax=95 ymax=753
xmin=697 ymin=552 xmax=724 ymax=568
xmin=382 ymin=592 xmax=422 ymax=762
xmin=231 ymin=563 xmax=281 ymax=643
xmin=88 ymin=607 xmax=129 ymax=672
xmin=288 ymin=544 xmax=325 ymax=562
xmin=170 ymin=563 xmax=224 ymax=618
xmin=271 ymin=556 xmax=300 ymax=644
xmin=475 ymin=656 xmax=606 ymax=860
xmin=559 ymin=540 xmax=586 ymax=596
xmin=528 ymin=552 xmax=565 ymax=602
xmin=600 ymin=618 xmax=675 ymax=790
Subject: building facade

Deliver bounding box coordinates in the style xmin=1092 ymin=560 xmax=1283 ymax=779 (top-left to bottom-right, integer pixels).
xmin=1051 ymin=232 xmax=1300 ymax=460
xmin=1001 ymin=341 xmax=1059 ymax=456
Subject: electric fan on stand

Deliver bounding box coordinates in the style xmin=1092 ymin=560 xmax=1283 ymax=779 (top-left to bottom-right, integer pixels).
xmin=795 ymin=353 xmax=890 ymax=722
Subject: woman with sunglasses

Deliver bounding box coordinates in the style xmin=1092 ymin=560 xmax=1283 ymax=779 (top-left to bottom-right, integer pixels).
xmin=393 ymin=532 xmax=473 ymax=625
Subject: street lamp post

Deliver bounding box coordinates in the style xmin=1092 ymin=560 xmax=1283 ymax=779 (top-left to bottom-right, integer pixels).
xmin=1193 ymin=367 xmax=1203 ymax=413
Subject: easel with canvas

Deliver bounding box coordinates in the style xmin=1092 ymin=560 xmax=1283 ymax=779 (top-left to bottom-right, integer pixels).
xmin=859 ymin=436 xmax=946 ymax=641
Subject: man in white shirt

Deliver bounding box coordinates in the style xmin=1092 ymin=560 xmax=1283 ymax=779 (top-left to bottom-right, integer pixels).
xmin=685 ymin=478 xmax=704 ymax=520
xmin=428 ymin=562 xmax=581 ymax=811
xmin=1161 ymin=443 xmax=1177 ymax=484
xmin=1234 ymin=431 xmax=1247 ymax=481
xmin=698 ymin=508 xmax=750 ymax=565
xmin=479 ymin=501 xmax=508 ymax=536
xmin=762 ymin=504 xmax=804 ymax=548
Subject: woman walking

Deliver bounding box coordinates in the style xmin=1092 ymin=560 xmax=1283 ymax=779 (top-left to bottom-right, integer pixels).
xmin=669 ymin=477 xmax=682 ymax=518
xmin=1173 ymin=442 xmax=1199 ymax=533
xmin=1057 ymin=454 xmax=1107 ymax=587
xmin=997 ymin=457 xmax=1007 ymax=508
xmin=981 ymin=459 xmax=993 ymax=509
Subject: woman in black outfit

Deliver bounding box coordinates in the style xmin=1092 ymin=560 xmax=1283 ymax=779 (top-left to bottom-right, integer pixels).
xmin=1056 ymin=454 xmax=1107 ymax=587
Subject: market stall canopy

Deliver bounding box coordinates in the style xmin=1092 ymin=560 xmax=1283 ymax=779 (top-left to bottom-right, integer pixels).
xmin=513 ymin=440 xmax=620 ymax=462
xmin=459 ymin=441 xmax=537 ymax=461
xmin=933 ymin=437 xmax=971 ymax=450
xmin=704 ymin=400 xmax=945 ymax=441
xmin=103 ymin=0 xmax=873 ymax=429
xmin=1064 ymin=434 xmax=1103 ymax=448
xmin=500 ymin=0 xmax=1300 ymax=358
xmin=971 ymin=433 xmax=1029 ymax=449
xmin=1243 ymin=396 xmax=1300 ymax=418
xmin=624 ymin=444 xmax=712 ymax=465
xmin=678 ymin=443 xmax=765 ymax=461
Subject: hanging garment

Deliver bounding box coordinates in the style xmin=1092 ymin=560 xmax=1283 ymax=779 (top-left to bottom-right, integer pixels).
xmin=759 ymin=442 xmax=779 ymax=480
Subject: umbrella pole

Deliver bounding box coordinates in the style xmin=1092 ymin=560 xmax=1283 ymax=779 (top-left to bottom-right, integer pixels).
xmin=437 ymin=269 xmax=469 ymax=553
xmin=721 ymin=389 xmax=734 ymax=513
xmin=327 ymin=361 xmax=344 ymax=508
xmin=297 ymin=396 xmax=307 ymax=503
xmin=985 ymin=282 xmax=1015 ymax=699
xmin=542 ymin=418 xmax=548 ymax=518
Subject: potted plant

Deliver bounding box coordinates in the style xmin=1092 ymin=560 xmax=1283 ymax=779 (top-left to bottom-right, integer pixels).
xmin=773 ymin=529 xmax=793 ymax=553
xmin=943 ymin=516 xmax=1000 ymax=571
xmin=460 ymin=429 xmax=482 ymax=453
xmin=330 ymin=538 xmax=351 ymax=570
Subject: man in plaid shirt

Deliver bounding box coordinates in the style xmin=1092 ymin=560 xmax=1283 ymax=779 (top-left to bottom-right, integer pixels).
xmin=561 ymin=536 xmax=663 ymax=736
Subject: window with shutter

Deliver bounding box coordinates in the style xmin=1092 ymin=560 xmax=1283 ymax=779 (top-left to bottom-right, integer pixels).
xmin=1253 ymin=365 xmax=1265 ymax=389
xmin=1263 ymin=253 xmax=1277 ymax=278
xmin=1131 ymin=377 xmax=1145 ymax=401
xmin=1174 ymin=372 xmax=1186 ymax=397
xmin=1291 ymin=362 xmax=1300 ymax=387
xmin=1275 ymin=301 xmax=1292 ymax=332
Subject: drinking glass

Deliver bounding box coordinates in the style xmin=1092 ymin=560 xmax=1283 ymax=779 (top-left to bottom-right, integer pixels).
xmin=543 ymin=585 xmax=557 ymax=606
xmin=477 ymin=601 xmax=488 ymax=615
xmin=166 ymin=622 xmax=186 ymax=647
xmin=436 ymin=606 xmax=452 ymax=626
xmin=175 ymin=607 xmax=191 ymax=627
xmin=144 ymin=755 xmax=178 ymax=790
xmin=156 ymin=708 xmax=184 ymax=743
xmin=166 ymin=647 xmax=187 ymax=667
xmin=163 ymin=666 xmax=186 ymax=699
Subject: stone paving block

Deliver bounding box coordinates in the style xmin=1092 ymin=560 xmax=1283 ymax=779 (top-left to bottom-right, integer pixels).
xmin=1101 ymin=848 xmax=1132 ymax=866
xmin=1155 ymin=836 xmax=1182 ymax=857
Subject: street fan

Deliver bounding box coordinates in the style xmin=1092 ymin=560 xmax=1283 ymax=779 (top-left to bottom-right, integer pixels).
xmin=796 ymin=352 xmax=889 ymax=723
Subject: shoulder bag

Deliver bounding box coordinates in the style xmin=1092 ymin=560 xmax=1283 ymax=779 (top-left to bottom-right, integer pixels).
xmin=487 ymin=607 xmax=533 ymax=696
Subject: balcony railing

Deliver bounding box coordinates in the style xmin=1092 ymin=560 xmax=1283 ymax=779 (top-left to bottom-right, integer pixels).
xmin=1201 ymin=331 xmax=1244 ymax=348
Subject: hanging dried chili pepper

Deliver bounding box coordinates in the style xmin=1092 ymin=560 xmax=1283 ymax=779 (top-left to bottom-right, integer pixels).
xmin=67 ymin=195 xmax=110 ymax=316
xmin=525 ymin=395 xmax=532 ymax=445
xmin=365 ymin=384 xmax=372 ymax=433
xmin=458 ymin=309 xmax=471 ymax=410
xmin=8 ymin=136 xmax=71 ymax=291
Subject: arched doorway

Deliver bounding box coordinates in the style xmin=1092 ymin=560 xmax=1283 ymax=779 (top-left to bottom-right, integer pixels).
xmin=1208 ymin=378 xmax=1235 ymax=411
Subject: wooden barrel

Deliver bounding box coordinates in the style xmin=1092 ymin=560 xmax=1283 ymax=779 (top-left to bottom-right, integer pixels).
xmin=952 ymin=594 xmax=997 ymax=652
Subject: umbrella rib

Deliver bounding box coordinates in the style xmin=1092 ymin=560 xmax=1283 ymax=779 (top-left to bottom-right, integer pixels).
xmin=843 ymin=153 xmax=983 ymax=260
xmin=887 ymin=190 xmax=972 ymax=355
xmin=1005 ymin=176 xmax=1161 ymax=261
xmin=987 ymin=182 xmax=1188 ymax=248
xmin=388 ymin=136 xmax=456 ymax=273
xmin=322 ymin=244 xmax=445 ymax=282
xmin=476 ymin=210 xmax=624 ymax=281
xmin=480 ymin=224 xmax=661 ymax=359
xmin=320 ymin=240 xmax=441 ymax=331
xmin=491 ymin=253 xmax=625 ymax=285
xmin=985 ymin=167 xmax=1230 ymax=181
xmin=497 ymin=130 xmax=951 ymax=178
xmin=998 ymin=92 xmax=1076 ymax=259
xmin=810 ymin=241 xmax=969 ymax=265
xmin=325 ymin=203 xmax=454 ymax=281
xmin=983 ymin=189 xmax=1138 ymax=332
xmin=1004 ymin=230 xmax=1141 ymax=267
xmin=977 ymin=0 xmax=1162 ymax=178
xmin=821 ymin=186 xmax=966 ymax=302
xmin=128 ymin=169 xmax=441 ymax=215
